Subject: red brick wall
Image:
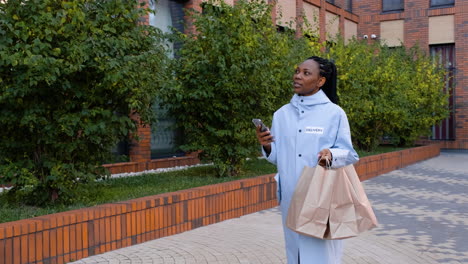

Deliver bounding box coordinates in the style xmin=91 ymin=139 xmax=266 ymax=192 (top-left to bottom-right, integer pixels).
xmin=296 ymin=0 xmax=304 ymax=36
xmin=355 ymin=143 xmax=441 ymax=181
xmin=450 ymin=1 xmax=468 ymax=149
xmin=128 ymin=113 xmax=151 ymax=163
xmin=271 ymin=0 xmax=359 ymax=49
xmin=312 ymin=0 xmax=358 ymax=42
xmin=0 ymin=144 xmax=440 ymax=264
xmin=104 ymin=153 xmax=201 ymax=174
xmin=0 ymin=175 xmax=277 ymax=264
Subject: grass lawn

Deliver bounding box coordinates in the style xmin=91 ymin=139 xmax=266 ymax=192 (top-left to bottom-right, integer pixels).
xmin=356 ymin=145 xmax=406 ymax=157
xmin=0 ymin=145 xmax=406 ymax=224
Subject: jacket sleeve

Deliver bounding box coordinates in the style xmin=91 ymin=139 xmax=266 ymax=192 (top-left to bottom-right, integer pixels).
xmin=329 ymin=110 xmax=359 ymax=168
xmin=261 ymin=113 xmax=278 ymax=165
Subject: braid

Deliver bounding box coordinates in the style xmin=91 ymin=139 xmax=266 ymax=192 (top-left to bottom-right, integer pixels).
xmin=306 ymin=56 xmax=338 ymax=104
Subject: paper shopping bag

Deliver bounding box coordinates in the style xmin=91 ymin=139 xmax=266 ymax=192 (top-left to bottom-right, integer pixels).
xmin=325 ymin=164 xmax=378 ymax=239
xmin=286 ymin=165 xmax=335 ymax=239
xmin=286 ymin=164 xmax=378 ymax=240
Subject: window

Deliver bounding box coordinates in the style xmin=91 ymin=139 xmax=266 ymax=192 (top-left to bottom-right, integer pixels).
xmin=345 ymin=0 xmax=352 ymax=12
xmin=149 ymin=0 xmax=184 ymax=158
xmin=110 ymin=140 xmax=129 ymax=163
xmin=150 ymin=99 xmax=184 ymax=159
xmin=430 ymin=44 xmax=456 ymax=140
xmin=277 ymin=25 xmax=286 ymax=33
xmin=431 ymin=0 xmax=454 ymax=7
xmin=382 ymin=0 xmax=404 ymax=12
xmin=326 ymin=0 xmax=335 ymax=4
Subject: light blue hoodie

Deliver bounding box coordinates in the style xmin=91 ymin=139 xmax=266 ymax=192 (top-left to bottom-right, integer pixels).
xmin=263 ymin=89 xmax=359 ymax=264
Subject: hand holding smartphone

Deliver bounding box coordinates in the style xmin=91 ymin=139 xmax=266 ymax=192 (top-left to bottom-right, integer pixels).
xmin=253 ymin=118 xmax=273 ymax=155
xmin=252 ymin=119 xmax=269 ymax=132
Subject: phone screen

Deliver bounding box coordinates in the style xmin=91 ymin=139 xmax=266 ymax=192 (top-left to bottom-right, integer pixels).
xmin=252 ymin=119 xmax=269 ymax=132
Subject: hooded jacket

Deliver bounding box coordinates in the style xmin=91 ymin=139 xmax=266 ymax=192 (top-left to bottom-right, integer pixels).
xmin=263 ymin=89 xmax=359 ymax=264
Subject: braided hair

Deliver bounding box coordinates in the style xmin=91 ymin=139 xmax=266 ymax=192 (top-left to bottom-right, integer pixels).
xmin=306 ymin=56 xmax=338 ymax=104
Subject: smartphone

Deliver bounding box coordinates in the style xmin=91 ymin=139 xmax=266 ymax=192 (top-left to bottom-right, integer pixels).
xmin=252 ymin=119 xmax=269 ymax=132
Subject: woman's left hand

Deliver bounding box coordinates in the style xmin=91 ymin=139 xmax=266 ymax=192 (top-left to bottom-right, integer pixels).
xmin=317 ymin=149 xmax=332 ymax=167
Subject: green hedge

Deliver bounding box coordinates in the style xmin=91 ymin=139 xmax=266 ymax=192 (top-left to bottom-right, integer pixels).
xmin=161 ymin=0 xmax=318 ymax=177
xmin=163 ymin=0 xmax=449 ymax=174
xmin=0 ymin=0 xmax=169 ymax=205
xmin=327 ymin=39 xmax=449 ymax=150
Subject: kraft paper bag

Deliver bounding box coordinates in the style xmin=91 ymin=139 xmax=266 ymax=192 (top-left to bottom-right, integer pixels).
xmin=286 ymin=164 xmax=378 ymax=240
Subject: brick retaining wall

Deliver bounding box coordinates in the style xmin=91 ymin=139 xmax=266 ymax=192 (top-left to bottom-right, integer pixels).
xmin=355 ymin=143 xmax=441 ymax=181
xmin=103 ymin=152 xmax=201 ymax=175
xmin=0 ymin=144 xmax=440 ymax=264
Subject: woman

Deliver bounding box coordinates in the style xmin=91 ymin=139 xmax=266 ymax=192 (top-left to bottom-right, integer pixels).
xmin=255 ymin=56 xmax=359 ymax=264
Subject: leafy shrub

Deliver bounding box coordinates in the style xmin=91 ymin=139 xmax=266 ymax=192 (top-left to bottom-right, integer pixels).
xmin=327 ymin=38 xmax=449 ymax=150
xmin=161 ymin=0 xmax=317 ymax=177
xmin=0 ymin=0 xmax=169 ymax=205
xmin=162 ymin=0 xmax=447 ymax=172
xmin=383 ymin=46 xmax=449 ymax=146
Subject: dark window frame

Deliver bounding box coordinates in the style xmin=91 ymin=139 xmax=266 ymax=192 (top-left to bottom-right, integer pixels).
xmin=345 ymin=0 xmax=352 ymax=12
xmin=430 ymin=0 xmax=455 ymax=8
xmin=430 ymin=44 xmax=456 ymax=141
xmin=382 ymin=0 xmax=404 ymax=12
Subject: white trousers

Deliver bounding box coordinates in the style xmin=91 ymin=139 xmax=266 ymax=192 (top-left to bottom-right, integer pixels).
xmin=280 ymin=204 xmax=343 ymax=264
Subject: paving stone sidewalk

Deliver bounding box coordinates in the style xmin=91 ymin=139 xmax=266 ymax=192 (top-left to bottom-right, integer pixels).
xmin=71 ymin=151 xmax=468 ymax=264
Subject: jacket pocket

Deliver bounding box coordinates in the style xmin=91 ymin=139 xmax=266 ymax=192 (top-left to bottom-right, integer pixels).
xmin=274 ymin=173 xmax=282 ymax=204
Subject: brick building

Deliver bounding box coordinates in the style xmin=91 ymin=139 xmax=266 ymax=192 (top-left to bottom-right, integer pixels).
xmin=119 ymin=0 xmax=467 ymax=171
xmin=351 ymin=0 xmax=467 ymax=149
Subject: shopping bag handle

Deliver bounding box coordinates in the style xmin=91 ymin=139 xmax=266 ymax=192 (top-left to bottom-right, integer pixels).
xmin=318 ymin=156 xmax=332 ymax=169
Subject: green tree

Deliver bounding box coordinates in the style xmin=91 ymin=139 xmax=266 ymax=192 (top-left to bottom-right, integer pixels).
xmin=328 ymin=38 xmax=448 ymax=151
xmin=384 ymin=45 xmax=449 ymax=146
xmin=0 ymin=0 xmax=169 ymax=204
xmin=162 ymin=0 xmax=317 ymax=177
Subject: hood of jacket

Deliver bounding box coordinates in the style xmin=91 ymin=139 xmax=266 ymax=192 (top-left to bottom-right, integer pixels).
xmin=290 ymin=89 xmax=331 ymax=111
